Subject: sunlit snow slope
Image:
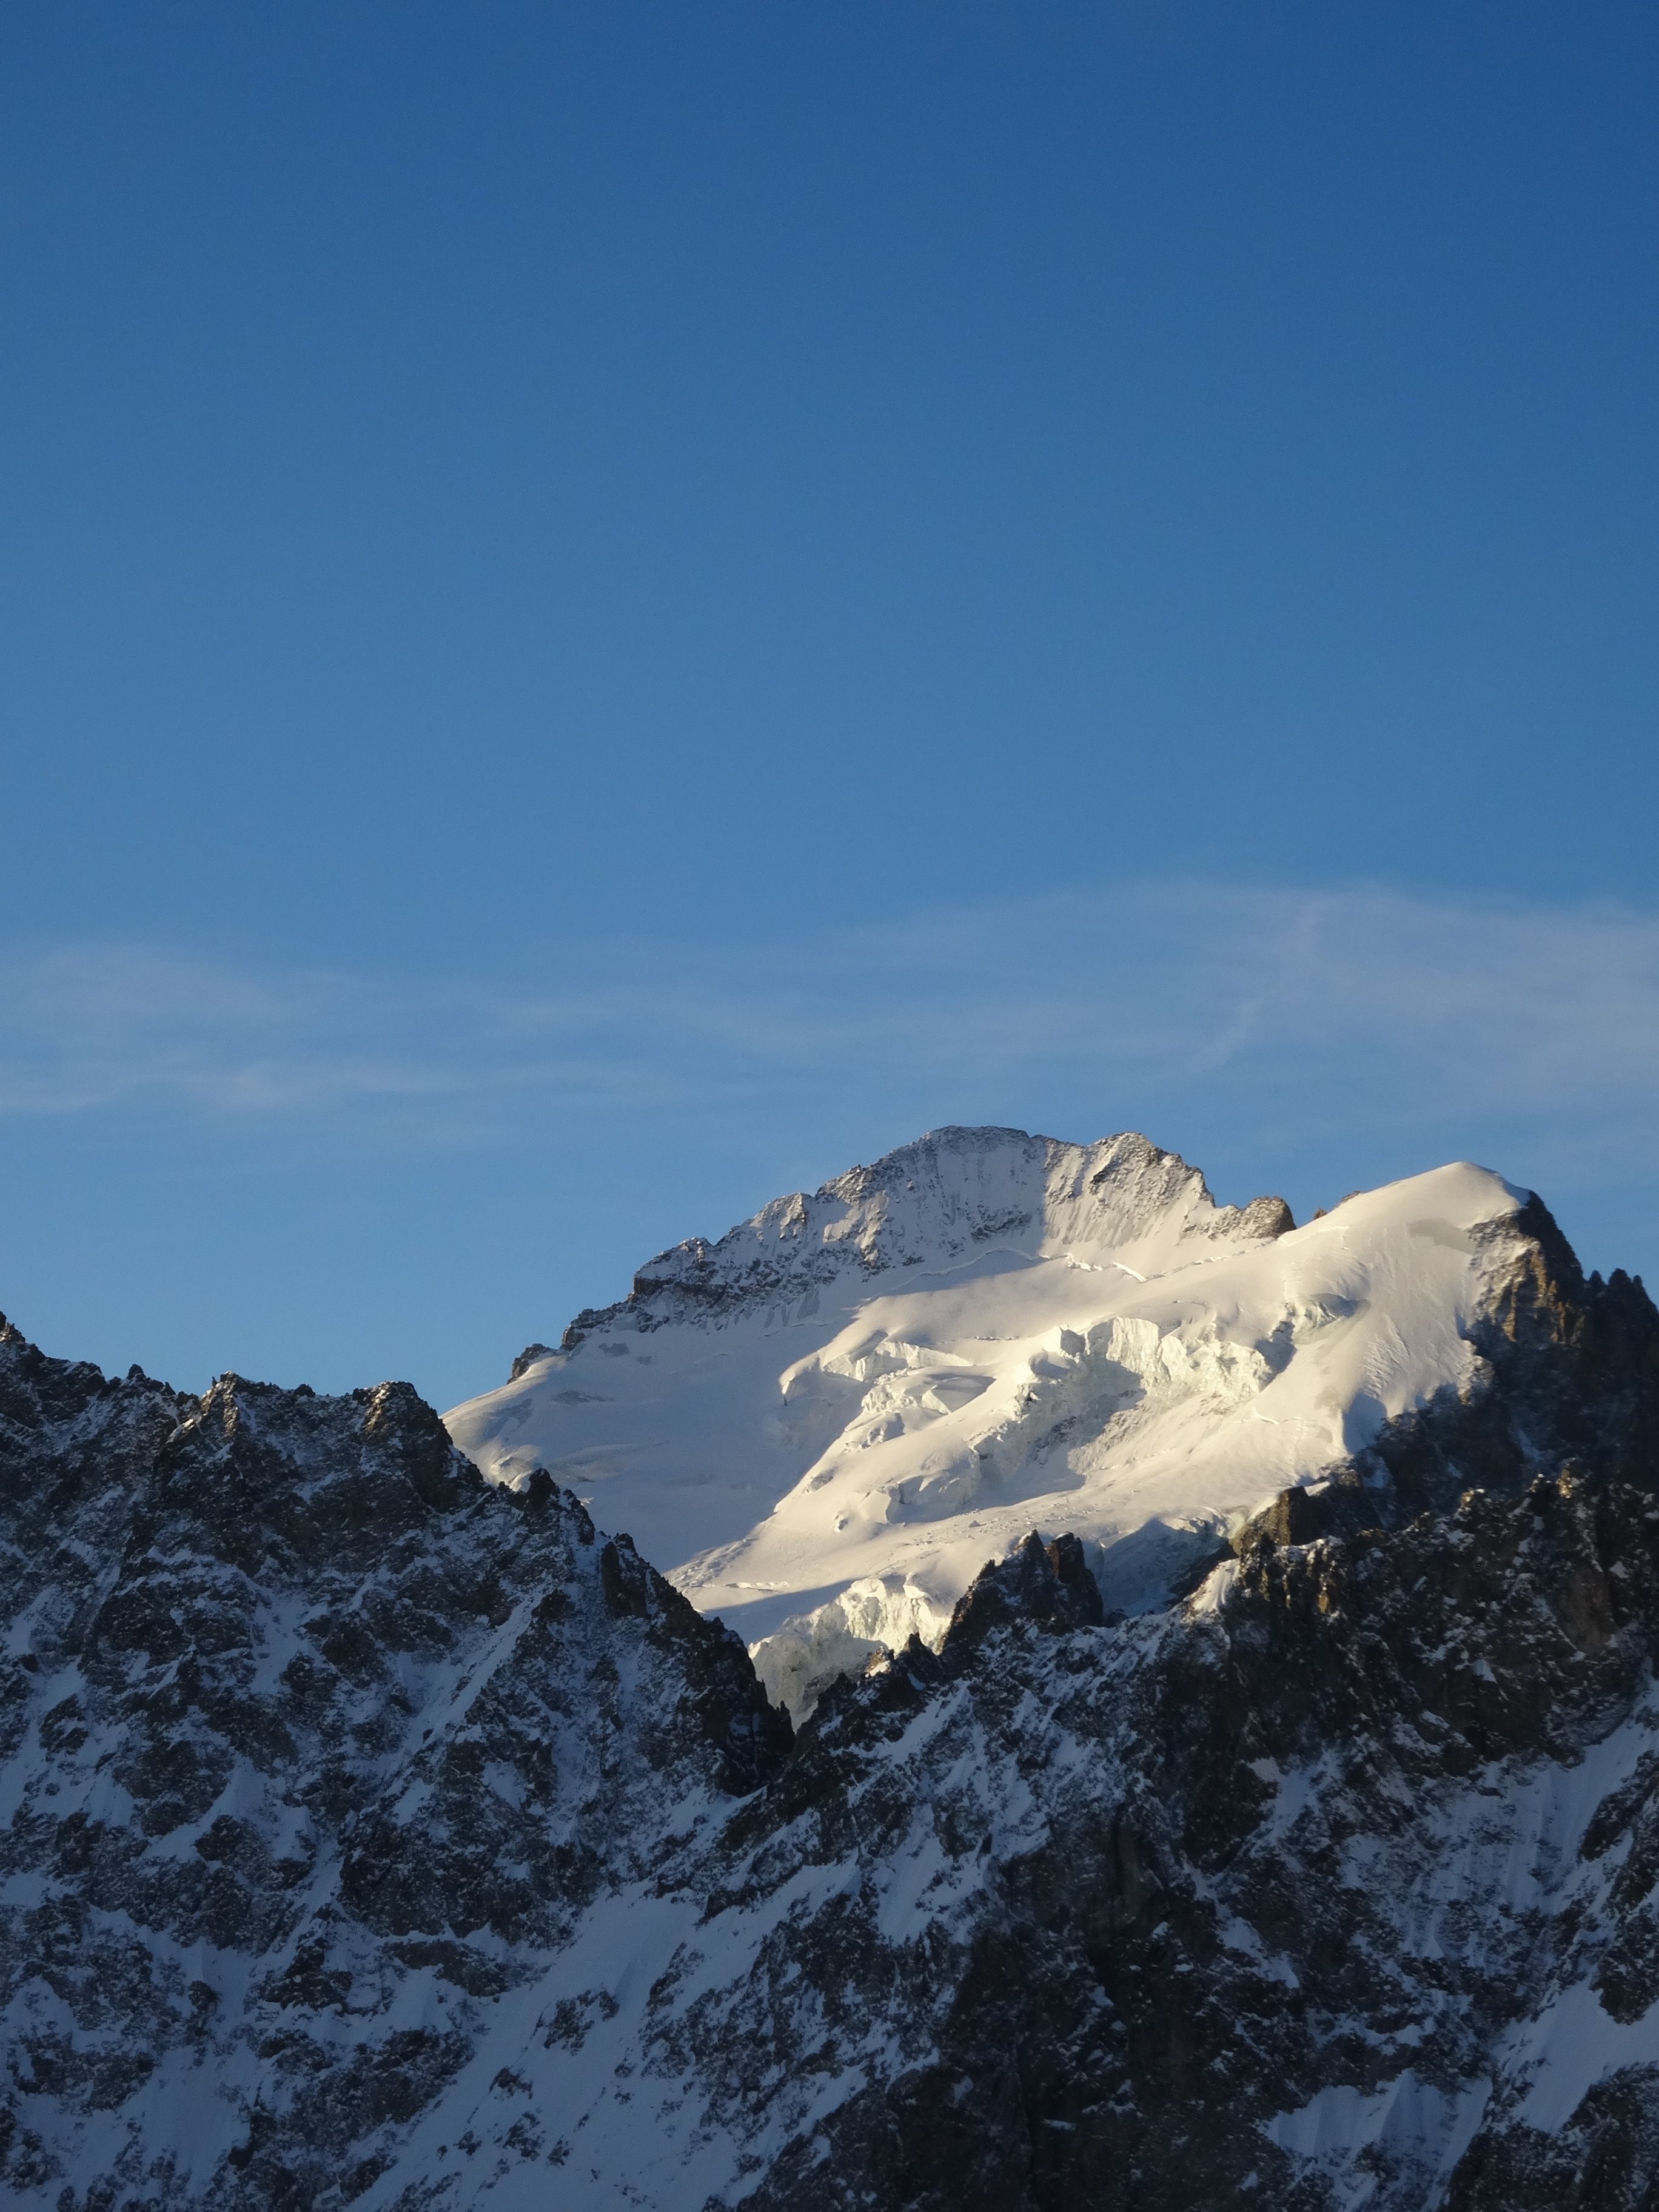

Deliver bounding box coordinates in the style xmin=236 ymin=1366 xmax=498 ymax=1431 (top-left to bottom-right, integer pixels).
xmin=444 ymin=1128 xmax=1530 ymax=1709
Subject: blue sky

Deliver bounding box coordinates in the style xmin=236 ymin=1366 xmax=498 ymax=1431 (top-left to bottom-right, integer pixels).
xmin=2 ymin=2 xmax=1657 ymax=1409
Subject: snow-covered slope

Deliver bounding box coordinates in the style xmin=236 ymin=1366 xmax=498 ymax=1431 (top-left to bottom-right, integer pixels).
xmin=445 ymin=1127 xmax=1537 ymax=1709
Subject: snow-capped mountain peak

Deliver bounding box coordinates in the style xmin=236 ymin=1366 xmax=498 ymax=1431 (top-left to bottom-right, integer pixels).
xmin=444 ymin=1127 xmax=1542 ymax=1714
xmin=553 ymin=1127 xmax=1287 ymax=1352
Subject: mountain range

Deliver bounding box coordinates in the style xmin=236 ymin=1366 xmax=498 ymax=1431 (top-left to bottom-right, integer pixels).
xmin=6 ymin=1125 xmax=1659 ymax=2209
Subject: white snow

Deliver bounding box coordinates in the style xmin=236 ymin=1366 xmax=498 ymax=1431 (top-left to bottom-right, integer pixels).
xmin=748 ymin=1574 xmax=953 ymax=1718
xmin=445 ymin=1128 xmax=1532 ymax=1709
xmin=1267 ymin=2073 xmax=1492 ymax=2208
xmin=1506 ymin=1978 xmax=1659 ymax=2133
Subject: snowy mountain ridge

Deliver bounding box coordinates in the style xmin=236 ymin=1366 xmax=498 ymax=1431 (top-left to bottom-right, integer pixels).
xmin=446 ymin=1127 xmax=1546 ymax=1715
xmin=9 ymin=1128 xmax=1659 ymax=2208
xmin=551 ymin=1128 xmax=1292 ymax=1348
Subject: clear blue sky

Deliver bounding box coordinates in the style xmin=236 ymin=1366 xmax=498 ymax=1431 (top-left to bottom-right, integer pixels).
xmin=2 ymin=2 xmax=1657 ymax=1410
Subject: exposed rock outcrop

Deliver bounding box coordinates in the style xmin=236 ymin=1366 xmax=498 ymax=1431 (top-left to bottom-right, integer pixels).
xmin=0 ymin=1319 xmax=788 ymax=2210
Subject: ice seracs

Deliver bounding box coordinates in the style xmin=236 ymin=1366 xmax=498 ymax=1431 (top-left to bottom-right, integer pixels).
xmin=444 ymin=1126 xmax=1538 ymax=1711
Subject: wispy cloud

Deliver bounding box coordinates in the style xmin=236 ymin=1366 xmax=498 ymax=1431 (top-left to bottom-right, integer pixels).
xmin=3 ymin=884 xmax=1658 ymax=1192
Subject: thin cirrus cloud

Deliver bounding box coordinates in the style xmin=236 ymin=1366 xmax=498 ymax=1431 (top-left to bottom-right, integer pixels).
xmin=1 ymin=886 xmax=1657 ymax=1185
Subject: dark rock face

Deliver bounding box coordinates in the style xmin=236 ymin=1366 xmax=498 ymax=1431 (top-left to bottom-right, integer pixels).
xmin=506 ymin=1346 xmax=555 ymax=1384
xmin=1232 ymin=1191 xmax=1659 ymax=1561
xmin=9 ymin=1257 xmax=1659 ymax=2209
xmin=723 ymin=1476 xmax=1659 ymax=2212
xmin=0 ymin=1317 xmax=788 ymax=2211
xmin=944 ymin=1531 xmax=1106 ymax=1651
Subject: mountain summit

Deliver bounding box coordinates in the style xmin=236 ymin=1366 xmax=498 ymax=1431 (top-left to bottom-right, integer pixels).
xmin=444 ymin=1127 xmax=1621 ymax=1714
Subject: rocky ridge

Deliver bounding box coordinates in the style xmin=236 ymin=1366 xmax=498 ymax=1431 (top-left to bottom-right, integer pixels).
xmin=6 ymin=1160 xmax=1659 ymax=2207
xmin=0 ymin=1318 xmax=785 ymax=2208
xmin=551 ymin=1128 xmax=1292 ymax=1352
